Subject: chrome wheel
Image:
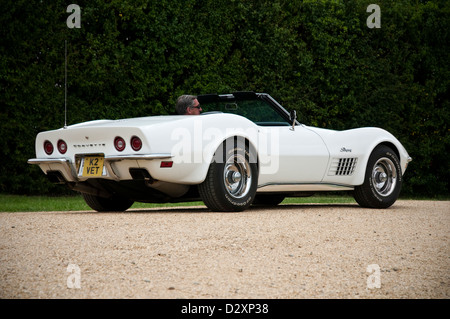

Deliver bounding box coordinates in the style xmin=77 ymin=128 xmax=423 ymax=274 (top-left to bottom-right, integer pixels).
xmin=223 ymin=153 xmax=252 ymax=199
xmin=354 ymin=145 xmax=402 ymax=209
xmin=199 ymin=139 xmax=258 ymax=212
xmin=371 ymin=157 xmax=397 ymax=197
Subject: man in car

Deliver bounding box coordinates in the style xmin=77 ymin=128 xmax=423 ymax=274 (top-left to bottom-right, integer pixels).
xmin=176 ymin=95 xmax=202 ymax=115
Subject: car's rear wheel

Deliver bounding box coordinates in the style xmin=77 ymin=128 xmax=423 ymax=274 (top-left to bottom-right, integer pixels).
xmin=82 ymin=193 xmax=134 ymax=212
xmin=199 ymin=138 xmax=258 ymax=212
xmin=353 ymin=145 xmax=402 ymax=208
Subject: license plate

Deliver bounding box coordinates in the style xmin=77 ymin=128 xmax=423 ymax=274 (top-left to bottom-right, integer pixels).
xmin=81 ymin=156 xmax=104 ymax=177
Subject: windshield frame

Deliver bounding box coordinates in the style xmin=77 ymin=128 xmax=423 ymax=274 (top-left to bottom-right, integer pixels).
xmin=197 ymin=92 xmax=299 ymax=126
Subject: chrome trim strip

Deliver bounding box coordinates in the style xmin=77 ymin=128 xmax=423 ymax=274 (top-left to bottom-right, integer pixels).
xmin=105 ymin=154 xmax=173 ymax=161
xmin=28 ymin=153 xmax=173 ymax=165
xmin=28 ymin=158 xmax=70 ymax=165
xmin=257 ymin=183 xmax=354 ymax=192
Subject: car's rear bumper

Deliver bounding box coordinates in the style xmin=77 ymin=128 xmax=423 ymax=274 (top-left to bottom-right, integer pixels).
xmin=28 ymin=153 xmax=172 ymax=183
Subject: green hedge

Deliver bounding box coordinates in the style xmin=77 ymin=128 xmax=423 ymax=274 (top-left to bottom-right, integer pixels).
xmin=1 ymin=0 xmax=449 ymax=197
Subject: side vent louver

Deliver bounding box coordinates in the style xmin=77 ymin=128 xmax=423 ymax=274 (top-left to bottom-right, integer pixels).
xmin=329 ymin=158 xmax=358 ymax=176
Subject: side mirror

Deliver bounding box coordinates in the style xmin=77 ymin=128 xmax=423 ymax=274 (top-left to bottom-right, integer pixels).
xmin=290 ymin=110 xmax=297 ymax=131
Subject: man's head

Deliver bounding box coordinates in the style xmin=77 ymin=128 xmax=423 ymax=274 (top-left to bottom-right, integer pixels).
xmin=176 ymin=95 xmax=202 ymax=115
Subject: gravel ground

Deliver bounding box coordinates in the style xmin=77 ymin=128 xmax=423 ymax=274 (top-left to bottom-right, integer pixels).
xmin=0 ymin=200 xmax=449 ymax=299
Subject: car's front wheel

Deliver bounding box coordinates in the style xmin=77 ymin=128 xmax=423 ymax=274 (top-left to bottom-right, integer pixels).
xmin=199 ymin=139 xmax=258 ymax=212
xmin=353 ymin=145 xmax=402 ymax=208
xmin=82 ymin=193 xmax=134 ymax=212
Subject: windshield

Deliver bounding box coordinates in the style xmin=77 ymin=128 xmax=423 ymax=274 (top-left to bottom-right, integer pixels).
xmin=200 ymin=97 xmax=290 ymax=126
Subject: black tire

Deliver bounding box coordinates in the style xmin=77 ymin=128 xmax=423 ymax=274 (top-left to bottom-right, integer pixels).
xmin=198 ymin=138 xmax=258 ymax=212
xmin=252 ymin=194 xmax=285 ymax=206
xmin=354 ymin=145 xmax=402 ymax=208
xmin=82 ymin=193 xmax=134 ymax=212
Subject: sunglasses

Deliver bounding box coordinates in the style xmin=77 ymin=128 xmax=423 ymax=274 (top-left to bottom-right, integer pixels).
xmin=190 ymin=105 xmax=202 ymax=109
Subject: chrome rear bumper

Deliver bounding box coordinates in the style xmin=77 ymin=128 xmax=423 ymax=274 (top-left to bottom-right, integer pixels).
xmin=28 ymin=153 xmax=172 ymax=182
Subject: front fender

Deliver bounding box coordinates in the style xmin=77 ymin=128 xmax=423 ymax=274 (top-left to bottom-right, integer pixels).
xmin=317 ymin=127 xmax=410 ymax=186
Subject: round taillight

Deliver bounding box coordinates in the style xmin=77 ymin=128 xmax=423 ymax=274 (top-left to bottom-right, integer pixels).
xmin=44 ymin=140 xmax=54 ymax=155
xmin=114 ymin=136 xmax=126 ymax=152
xmin=131 ymin=136 xmax=142 ymax=151
xmin=57 ymin=139 xmax=67 ymax=154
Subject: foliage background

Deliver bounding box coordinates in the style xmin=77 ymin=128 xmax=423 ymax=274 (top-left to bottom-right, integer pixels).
xmin=1 ymin=0 xmax=449 ymax=197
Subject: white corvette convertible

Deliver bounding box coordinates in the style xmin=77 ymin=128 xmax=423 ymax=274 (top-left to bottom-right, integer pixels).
xmin=29 ymin=92 xmax=411 ymax=212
